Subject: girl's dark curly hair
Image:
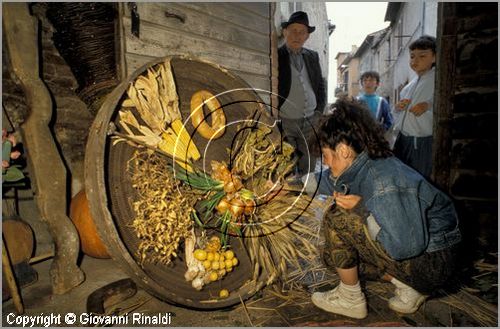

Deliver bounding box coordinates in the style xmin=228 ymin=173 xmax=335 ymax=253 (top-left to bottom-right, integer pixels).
xmin=314 ymin=98 xmax=392 ymax=159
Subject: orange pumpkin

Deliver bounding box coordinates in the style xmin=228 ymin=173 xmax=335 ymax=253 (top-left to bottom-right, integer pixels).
xmin=69 ymin=190 xmax=110 ymax=259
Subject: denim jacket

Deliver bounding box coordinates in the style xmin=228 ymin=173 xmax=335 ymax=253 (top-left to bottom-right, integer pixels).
xmin=316 ymin=151 xmax=461 ymax=260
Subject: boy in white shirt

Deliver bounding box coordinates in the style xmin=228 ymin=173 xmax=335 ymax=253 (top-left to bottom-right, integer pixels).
xmin=393 ymin=35 xmax=436 ymax=179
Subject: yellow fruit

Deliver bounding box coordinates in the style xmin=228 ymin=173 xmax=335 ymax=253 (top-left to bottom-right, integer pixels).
xmin=218 ymin=269 xmax=227 ymax=277
xmin=225 ymin=259 xmax=233 ymax=269
xmin=219 ymin=261 xmax=225 ymax=269
xmin=211 ymin=261 xmax=220 ymax=270
xmin=209 ymin=271 xmax=219 ymax=282
xmin=203 ymin=260 xmax=212 ymax=269
xmin=219 ymin=289 xmax=229 ymax=298
xmin=224 ymin=250 xmax=234 ymax=260
xmin=220 ymin=254 xmax=225 ymax=262
xmin=232 ymin=257 xmax=238 ymax=266
xmin=206 ymin=242 xmax=220 ymax=252
xmin=194 ymin=249 xmax=207 ymax=261
xmin=226 ymin=266 xmax=233 ymax=272
xmin=213 ymin=253 xmax=220 ymax=261
xmin=206 ymin=252 xmax=214 ymax=261
xmin=206 ymin=236 xmax=222 ymax=252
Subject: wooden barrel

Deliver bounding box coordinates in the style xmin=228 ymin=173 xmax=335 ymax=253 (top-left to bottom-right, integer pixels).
xmin=85 ymin=56 xmax=274 ymax=309
xmin=69 ymin=190 xmax=110 ymax=259
xmin=2 ymin=219 xmax=34 ymax=265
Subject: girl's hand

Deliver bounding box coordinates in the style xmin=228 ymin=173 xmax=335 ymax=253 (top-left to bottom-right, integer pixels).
xmin=409 ymin=102 xmax=429 ymax=116
xmin=333 ymin=192 xmax=362 ymax=210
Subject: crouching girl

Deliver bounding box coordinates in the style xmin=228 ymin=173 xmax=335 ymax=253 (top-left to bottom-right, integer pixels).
xmin=311 ymin=99 xmax=461 ymax=319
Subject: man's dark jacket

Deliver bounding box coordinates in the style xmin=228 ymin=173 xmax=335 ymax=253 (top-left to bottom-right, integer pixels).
xmin=278 ymin=45 xmax=326 ymax=114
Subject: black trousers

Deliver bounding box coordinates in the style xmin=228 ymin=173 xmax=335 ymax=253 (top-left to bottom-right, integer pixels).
xmin=393 ymin=134 xmax=433 ymax=179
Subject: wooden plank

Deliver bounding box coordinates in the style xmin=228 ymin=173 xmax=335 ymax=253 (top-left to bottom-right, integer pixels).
xmin=235 ymin=2 xmax=270 ymax=18
xmin=433 ymin=3 xmax=456 ymax=192
xmin=124 ymin=53 xmax=269 ymax=92
xmin=116 ymin=2 xmax=127 ymax=81
xmin=124 ymin=53 xmax=270 ymax=105
xmin=125 ymin=52 xmax=159 ymax=77
xmin=231 ymin=74 xmax=271 ymax=111
xmin=233 ymin=71 xmax=271 ymax=92
xmin=169 ymin=2 xmax=270 ymax=35
xmin=123 ymin=18 xmax=270 ymax=76
xmin=125 ymin=3 xmax=269 ymax=53
xmin=3 ymin=238 xmax=24 ymax=314
xmin=122 ymin=3 xmax=270 ymax=35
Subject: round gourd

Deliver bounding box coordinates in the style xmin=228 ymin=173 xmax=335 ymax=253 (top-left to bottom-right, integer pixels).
xmin=69 ymin=190 xmax=110 ymax=258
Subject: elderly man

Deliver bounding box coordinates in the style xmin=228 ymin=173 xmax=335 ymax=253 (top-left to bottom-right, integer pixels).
xmin=278 ymin=11 xmax=326 ymax=176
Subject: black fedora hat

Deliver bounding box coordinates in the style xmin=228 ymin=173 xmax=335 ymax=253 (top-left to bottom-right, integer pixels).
xmin=281 ymin=11 xmax=315 ymax=33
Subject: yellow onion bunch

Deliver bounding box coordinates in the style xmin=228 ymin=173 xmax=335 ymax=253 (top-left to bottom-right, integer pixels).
xmin=175 ymin=161 xmax=258 ymax=245
xmin=208 ymin=161 xmax=259 ymax=245
xmin=212 ymin=161 xmax=256 ymax=217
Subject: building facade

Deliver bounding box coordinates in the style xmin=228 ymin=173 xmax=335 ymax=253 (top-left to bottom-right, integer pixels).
xmin=335 ymin=3 xmax=438 ymax=103
xmin=381 ymin=2 xmax=438 ymax=103
xmin=334 ymin=46 xmax=359 ymax=98
xmin=357 ymin=29 xmax=389 ymax=77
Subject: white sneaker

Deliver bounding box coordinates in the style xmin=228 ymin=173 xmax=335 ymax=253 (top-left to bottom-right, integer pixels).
xmin=389 ymin=278 xmax=427 ymax=314
xmin=311 ymin=285 xmax=368 ymax=319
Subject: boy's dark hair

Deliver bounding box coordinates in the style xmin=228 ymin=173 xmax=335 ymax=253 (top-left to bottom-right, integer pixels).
xmin=409 ymin=35 xmax=436 ymax=53
xmin=360 ymin=71 xmax=380 ymax=83
xmin=313 ymin=98 xmax=392 ymax=159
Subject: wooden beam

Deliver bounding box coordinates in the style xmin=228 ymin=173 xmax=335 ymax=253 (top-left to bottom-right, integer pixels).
xmin=2 ymin=237 xmax=24 ymax=314
xmin=3 ymin=2 xmax=85 ymax=294
xmin=433 ymin=2 xmax=457 ymax=192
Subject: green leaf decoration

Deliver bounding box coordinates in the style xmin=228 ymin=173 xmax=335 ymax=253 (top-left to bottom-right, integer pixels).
xmin=3 ymin=166 xmax=25 ymax=183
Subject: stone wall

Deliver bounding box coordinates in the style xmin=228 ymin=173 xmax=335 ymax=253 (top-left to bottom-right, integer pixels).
xmin=435 ymin=3 xmax=498 ymax=253
xmin=3 ymin=3 xmax=94 ymax=197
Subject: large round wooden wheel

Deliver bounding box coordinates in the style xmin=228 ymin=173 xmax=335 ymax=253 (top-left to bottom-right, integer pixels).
xmin=85 ymin=56 xmax=275 ymax=309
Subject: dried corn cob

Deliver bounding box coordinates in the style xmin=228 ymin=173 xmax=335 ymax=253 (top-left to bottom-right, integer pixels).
xmin=117 ymin=59 xmax=201 ymax=170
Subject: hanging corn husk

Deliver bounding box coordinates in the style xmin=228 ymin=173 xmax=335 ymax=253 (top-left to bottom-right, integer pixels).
xmin=115 ymin=59 xmax=200 ymax=171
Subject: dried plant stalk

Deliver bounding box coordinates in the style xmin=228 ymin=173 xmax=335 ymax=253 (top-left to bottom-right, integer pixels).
xmin=230 ymin=121 xmax=321 ymax=286
xmin=232 ymin=124 xmax=295 ymax=184
xmin=244 ymin=193 xmax=321 ymax=286
xmin=129 ymin=150 xmax=201 ymax=265
xmin=439 ymin=288 xmax=498 ymax=327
